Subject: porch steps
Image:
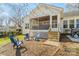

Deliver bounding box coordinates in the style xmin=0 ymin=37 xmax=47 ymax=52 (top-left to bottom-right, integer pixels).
xmin=48 ymin=32 xmax=60 ymax=42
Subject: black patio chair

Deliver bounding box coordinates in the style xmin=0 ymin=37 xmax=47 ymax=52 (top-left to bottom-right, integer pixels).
xmin=24 ymin=33 xmax=29 ymax=41
xmin=9 ymin=35 xmax=27 ymax=49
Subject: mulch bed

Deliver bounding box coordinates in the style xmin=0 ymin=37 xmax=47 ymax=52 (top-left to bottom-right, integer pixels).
xmin=60 ymin=34 xmax=72 ymax=42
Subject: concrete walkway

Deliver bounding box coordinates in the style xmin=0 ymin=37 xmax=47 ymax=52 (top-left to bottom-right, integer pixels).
xmin=67 ymin=35 xmax=79 ymax=42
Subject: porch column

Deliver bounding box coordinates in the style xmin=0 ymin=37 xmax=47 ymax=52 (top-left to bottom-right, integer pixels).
xmin=74 ymin=18 xmax=76 ymax=28
xmin=68 ymin=19 xmax=69 ymax=29
xmin=57 ymin=14 xmax=61 ymax=41
xmin=50 ymin=15 xmax=52 ymax=30
xmin=57 ymin=14 xmax=61 ymax=32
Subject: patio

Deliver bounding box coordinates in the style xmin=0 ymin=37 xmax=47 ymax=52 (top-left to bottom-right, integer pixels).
xmin=0 ymin=40 xmax=58 ymax=56
xmin=1 ymin=35 xmax=79 ymax=56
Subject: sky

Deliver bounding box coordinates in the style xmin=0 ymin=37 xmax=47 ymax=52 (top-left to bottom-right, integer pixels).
xmin=50 ymin=3 xmax=65 ymax=8
xmin=0 ymin=3 xmax=66 ymax=26
xmin=0 ymin=3 xmax=66 ymax=15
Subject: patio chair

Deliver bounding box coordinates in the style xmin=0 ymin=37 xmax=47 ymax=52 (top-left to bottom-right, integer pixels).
xmin=9 ymin=35 xmax=24 ymax=48
xmin=24 ymin=33 xmax=29 ymax=41
xmin=34 ymin=32 xmax=41 ymax=41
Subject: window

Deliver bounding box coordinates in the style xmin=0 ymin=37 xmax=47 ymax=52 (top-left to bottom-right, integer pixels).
xmin=25 ymin=24 xmax=29 ymax=29
xmin=52 ymin=16 xmax=57 ymax=28
xmin=63 ymin=20 xmax=68 ymax=28
xmin=69 ymin=20 xmax=74 ymax=28
xmin=76 ymin=19 xmax=79 ymax=28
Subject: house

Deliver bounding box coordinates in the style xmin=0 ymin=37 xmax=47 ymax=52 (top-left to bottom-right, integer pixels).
xmin=22 ymin=3 xmax=63 ymax=41
xmin=0 ymin=26 xmax=6 ymax=37
xmin=22 ymin=3 xmax=79 ymax=41
xmin=0 ymin=26 xmax=6 ymax=32
xmin=0 ymin=26 xmax=16 ymax=33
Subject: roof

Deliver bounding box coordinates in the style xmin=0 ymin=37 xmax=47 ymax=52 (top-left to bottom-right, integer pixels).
xmin=38 ymin=3 xmax=63 ymax=11
xmin=64 ymin=11 xmax=79 ymax=18
xmin=26 ymin=3 xmax=63 ymax=19
xmin=31 ymin=3 xmax=63 ymax=14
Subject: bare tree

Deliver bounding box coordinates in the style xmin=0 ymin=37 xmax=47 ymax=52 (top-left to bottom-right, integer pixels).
xmin=6 ymin=4 xmax=29 ymax=30
xmin=0 ymin=8 xmax=4 ymax=26
xmin=0 ymin=18 xmax=4 ymax=26
xmin=65 ymin=3 xmax=79 ymax=11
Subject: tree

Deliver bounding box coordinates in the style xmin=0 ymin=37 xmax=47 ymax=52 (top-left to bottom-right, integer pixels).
xmin=0 ymin=3 xmax=37 ymax=33
xmin=5 ymin=3 xmax=30 ymax=33
xmin=0 ymin=7 xmax=4 ymax=26
xmin=66 ymin=3 xmax=79 ymax=11
xmin=7 ymin=3 xmax=38 ymax=33
xmin=0 ymin=18 xmax=4 ymax=26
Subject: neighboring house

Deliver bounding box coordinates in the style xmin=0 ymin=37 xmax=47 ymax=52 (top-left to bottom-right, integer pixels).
xmin=22 ymin=3 xmax=79 ymax=41
xmin=0 ymin=26 xmax=6 ymax=32
xmin=0 ymin=26 xmax=6 ymax=37
xmin=9 ymin=26 xmax=16 ymax=32
xmin=63 ymin=11 xmax=79 ymax=33
xmin=0 ymin=26 xmax=16 ymax=33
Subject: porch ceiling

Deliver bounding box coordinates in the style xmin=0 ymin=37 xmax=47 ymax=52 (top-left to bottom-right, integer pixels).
xmin=31 ymin=15 xmax=50 ymax=21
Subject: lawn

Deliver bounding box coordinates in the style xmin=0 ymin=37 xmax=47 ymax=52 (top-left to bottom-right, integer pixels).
xmin=0 ymin=35 xmax=24 ymax=46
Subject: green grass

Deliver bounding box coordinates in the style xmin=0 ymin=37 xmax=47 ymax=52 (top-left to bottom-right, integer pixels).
xmin=0 ymin=35 xmax=24 ymax=46
xmin=0 ymin=37 xmax=10 ymax=46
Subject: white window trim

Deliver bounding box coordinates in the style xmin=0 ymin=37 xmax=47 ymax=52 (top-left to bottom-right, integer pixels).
xmin=69 ymin=19 xmax=75 ymax=28
xmin=76 ymin=19 xmax=79 ymax=28
xmin=51 ymin=14 xmax=58 ymax=31
xmin=63 ymin=20 xmax=68 ymax=29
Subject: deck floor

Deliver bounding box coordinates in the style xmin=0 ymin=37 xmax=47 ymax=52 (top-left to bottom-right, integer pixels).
xmin=0 ymin=35 xmax=79 ymax=56
xmin=0 ymin=40 xmax=58 ymax=56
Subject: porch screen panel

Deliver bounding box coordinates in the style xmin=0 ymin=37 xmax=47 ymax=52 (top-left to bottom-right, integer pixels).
xmin=30 ymin=16 xmax=50 ymax=30
xmin=39 ymin=16 xmax=50 ymax=30
xmin=52 ymin=16 xmax=57 ymax=28
xmin=30 ymin=18 xmax=39 ymax=30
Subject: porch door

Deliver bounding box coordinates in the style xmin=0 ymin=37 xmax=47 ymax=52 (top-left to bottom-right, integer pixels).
xmin=51 ymin=15 xmax=58 ymax=31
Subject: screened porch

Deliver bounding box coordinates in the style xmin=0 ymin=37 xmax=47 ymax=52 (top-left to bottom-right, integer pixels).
xmin=30 ymin=16 xmax=50 ymax=30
